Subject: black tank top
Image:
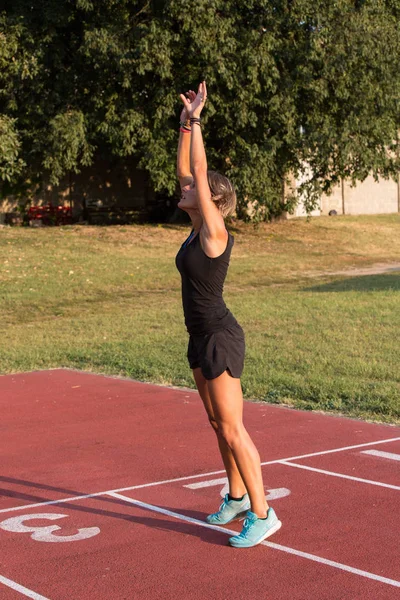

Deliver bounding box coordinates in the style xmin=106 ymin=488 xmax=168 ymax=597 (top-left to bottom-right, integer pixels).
xmin=175 ymin=228 xmax=237 ymax=336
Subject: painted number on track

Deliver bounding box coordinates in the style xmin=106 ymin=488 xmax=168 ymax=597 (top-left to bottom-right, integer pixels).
xmin=0 ymin=513 xmax=100 ymax=543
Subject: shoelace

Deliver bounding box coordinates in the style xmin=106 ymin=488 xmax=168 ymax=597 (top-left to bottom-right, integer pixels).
xmin=238 ymin=516 xmax=254 ymax=537
xmin=219 ymin=496 xmax=229 ymax=511
xmin=210 ymin=496 xmax=229 ymax=518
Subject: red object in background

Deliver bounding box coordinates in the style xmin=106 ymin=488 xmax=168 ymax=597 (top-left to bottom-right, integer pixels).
xmin=27 ymin=203 xmax=72 ymax=225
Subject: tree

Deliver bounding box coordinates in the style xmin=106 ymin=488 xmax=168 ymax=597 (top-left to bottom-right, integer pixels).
xmin=1 ymin=1 xmax=399 ymax=218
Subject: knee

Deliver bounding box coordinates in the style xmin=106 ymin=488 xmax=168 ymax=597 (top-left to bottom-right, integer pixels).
xmin=208 ymin=415 xmax=219 ymax=433
xmin=218 ymin=423 xmax=245 ymax=448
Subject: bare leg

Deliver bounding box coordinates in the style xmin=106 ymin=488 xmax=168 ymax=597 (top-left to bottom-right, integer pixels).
xmin=192 ymin=368 xmax=247 ymax=499
xmin=207 ymin=370 xmax=268 ymax=519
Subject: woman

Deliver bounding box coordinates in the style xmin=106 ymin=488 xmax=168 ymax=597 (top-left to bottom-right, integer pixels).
xmin=175 ymin=81 xmax=282 ymax=548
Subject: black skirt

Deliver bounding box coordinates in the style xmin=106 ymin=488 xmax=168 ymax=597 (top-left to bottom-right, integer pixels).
xmin=187 ymin=321 xmax=245 ymax=380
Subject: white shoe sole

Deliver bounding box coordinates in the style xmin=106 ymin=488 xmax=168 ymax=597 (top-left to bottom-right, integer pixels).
xmin=227 ymin=503 xmax=252 ymax=524
xmin=229 ymin=519 xmax=282 ymax=547
xmin=206 ymin=505 xmax=251 ymax=525
xmin=257 ymin=519 xmax=282 ymax=543
xmin=206 ymin=508 xmax=249 ymax=525
xmin=229 ymin=508 xmax=250 ymax=523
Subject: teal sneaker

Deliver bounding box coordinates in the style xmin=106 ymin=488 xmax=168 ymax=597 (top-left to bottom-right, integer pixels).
xmin=206 ymin=493 xmax=250 ymax=525
xmin=228 ymin=507 xmax=282 ymax=548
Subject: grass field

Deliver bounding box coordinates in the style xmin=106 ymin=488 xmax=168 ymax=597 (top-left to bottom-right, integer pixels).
xmin=1 ymin=214 xmax=399 ymax=424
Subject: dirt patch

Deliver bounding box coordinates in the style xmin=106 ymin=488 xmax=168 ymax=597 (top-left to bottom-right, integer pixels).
xmin=309 ymin=262 xmax=400 ymax=278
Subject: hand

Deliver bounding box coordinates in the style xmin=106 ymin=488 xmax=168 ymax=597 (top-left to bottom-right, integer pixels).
xmin=180 ymin=90 xmax=196 ymax=123
xmin=180 ymin=80 xmax=207 ymax=119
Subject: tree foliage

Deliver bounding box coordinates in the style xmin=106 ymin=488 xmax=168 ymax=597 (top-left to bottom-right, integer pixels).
xmin=0 ymin=114 xmax=25 ymax=182
xmin=1 ymin=1 xmax=399 ymax=217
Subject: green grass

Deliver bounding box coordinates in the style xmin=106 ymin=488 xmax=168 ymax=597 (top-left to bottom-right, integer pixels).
xmin=1 ymin=214 xmax=400 ymax=424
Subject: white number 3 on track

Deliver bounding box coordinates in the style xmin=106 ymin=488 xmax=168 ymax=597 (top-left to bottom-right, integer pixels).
xmin=0 ymin=513 xmax=100 ymax=543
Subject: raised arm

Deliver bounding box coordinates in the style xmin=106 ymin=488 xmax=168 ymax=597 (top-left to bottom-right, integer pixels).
xmin=177 ymin=90 xmax=196 ymax=189
xmin=180 ymin=81 xmax=226 ymax=240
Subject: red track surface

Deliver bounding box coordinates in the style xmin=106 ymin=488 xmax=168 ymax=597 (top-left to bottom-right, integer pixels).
xmin=0 ymin=369 xmax=399 ymax=599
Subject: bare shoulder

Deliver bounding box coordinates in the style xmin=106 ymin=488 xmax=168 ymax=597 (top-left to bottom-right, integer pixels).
xmin=199 ymin=226 xmax=229 ymax=259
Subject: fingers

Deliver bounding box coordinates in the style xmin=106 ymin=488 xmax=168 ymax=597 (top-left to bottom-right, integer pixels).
xmin=182 ymin=90 xmax=196 ymax=105
xmin=179 ymin=83 xmax=207 ymax=112
xmin=197 ymin=81 xmax=207 ymax=103
xmin=187 ymin=90 xmax=196 ymax=103
xmin=182 ymin=86 xmax=205 ymax=100
xmin=179 ymin=93 xmax=191 ymax=110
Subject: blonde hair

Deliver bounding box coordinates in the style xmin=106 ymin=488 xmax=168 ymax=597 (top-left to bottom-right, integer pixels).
xmin=207 ymin=170 xmax=236 ymax=218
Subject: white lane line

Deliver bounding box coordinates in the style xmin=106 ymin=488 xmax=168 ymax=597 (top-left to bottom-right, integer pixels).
xmin=265 ymin=542 xmax=400 ymax=588
xmin=0 ymin=574 xmax=50 ymax=599
xmin=0 ymin=493 xmax=107 ymax=515
xmin=277 ymin=436 xmax=400 ymax=462
xmin=184 ymin=477 xmax=228 ymax=489
xmin=361 ymin=450 xmax=400 ymax=462
xmin=280 ymin=461 xmax=400 ymax=490
xmin=109 ymin=492 xmax=400 ymax=589
xmin=1 ymin=436 xmax=399 ymax=515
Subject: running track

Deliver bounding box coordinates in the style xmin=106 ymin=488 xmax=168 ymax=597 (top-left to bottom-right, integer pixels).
xmin=0 ymin=368 xmax=399 ymax=599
